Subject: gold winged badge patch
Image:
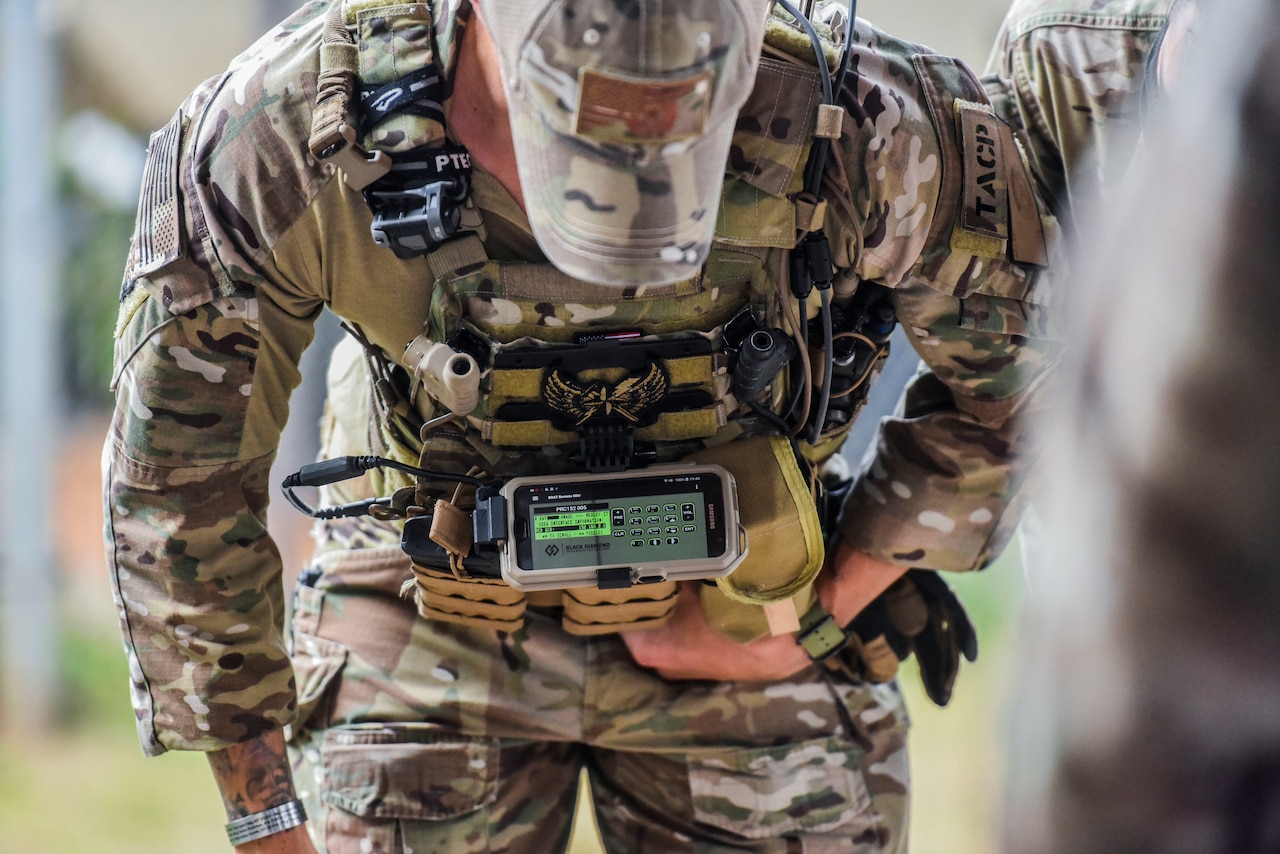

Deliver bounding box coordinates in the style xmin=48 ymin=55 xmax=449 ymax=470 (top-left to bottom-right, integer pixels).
xmin=543 ymin=363 xmax=669 ymax=426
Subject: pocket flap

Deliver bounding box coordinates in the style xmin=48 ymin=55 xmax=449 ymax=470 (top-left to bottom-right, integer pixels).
xmin=322 ymin=725 xmax=498 ymax=820
xmin=959 ymin=291 xmax=1061 ymax=340
xmin=689 ymin=737 xmax=872 ymax=839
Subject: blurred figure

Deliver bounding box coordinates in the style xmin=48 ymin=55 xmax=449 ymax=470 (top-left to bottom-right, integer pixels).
xmin=983 ymin=0 xmax=1178 ymax=236
xmin=999 ymin=0 xmax=1280 ymax=850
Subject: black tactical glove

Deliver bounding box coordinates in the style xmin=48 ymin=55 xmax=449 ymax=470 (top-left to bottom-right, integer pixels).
xmin=843 ymin=568 xmax=978 ymax=706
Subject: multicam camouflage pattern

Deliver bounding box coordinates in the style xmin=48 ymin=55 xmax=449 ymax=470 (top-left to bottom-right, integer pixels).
xmin=288 ymin=578 xmax=909 ymax=852
xmin=983 ymin=0 xmax=1172 ymax=232
xmin=478 ymin=0 xmax=773 ymax=286
xmin=106 ymin=0 xmax=1059 ymax=844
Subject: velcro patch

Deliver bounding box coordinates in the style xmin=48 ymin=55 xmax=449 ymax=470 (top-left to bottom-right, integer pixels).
xmin=575 ymin=68 xmax=711 ymax=145
xmin=955 ymin=101 xmax=1009 ymax=241
xmin=127 ymin=110 xmax=185 ymax=288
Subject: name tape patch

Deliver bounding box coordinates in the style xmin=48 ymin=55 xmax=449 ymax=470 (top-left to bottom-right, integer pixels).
xmin=956 ymin=102 xmax=1009 ymax=241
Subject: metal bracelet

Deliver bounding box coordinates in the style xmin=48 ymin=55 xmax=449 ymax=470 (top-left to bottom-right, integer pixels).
xmin=225 ymin=800 xmax=308 ymax=847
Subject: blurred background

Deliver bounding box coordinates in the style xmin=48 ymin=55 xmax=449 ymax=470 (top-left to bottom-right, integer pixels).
xmin=0 ymin=1 xmax=1020 ymax=851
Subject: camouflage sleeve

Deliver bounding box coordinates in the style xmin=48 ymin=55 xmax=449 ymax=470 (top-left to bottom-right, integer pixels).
xmin=981 ymin=0 xmax=1168 ymax=229
xmin=104 ymin=32 xmax=327 ymax=755
xmin=106 ymin=288 xmax=302 ymax=757
xmin=825 ymin=21 xmax=1064 ymax=573
xmin=836 ymin=278 xmax=1058 ymax=572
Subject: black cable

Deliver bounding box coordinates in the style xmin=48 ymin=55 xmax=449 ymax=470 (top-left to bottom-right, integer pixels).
xmin=280 ymin=455 xmax=487 ymax=519
xmin=775 ymin=0 xmax=834 ymax=198
xmin=749 ymin=400 xmax=792 ymax=435
xmin=808 ymin=286 xmax=835 ymax=444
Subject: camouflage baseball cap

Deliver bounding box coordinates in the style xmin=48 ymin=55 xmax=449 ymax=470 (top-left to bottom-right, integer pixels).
xmin=476 ymin=0 xmax=772 ymax=286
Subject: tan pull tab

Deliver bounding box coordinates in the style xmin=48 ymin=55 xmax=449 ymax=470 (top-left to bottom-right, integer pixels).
xmin=429 ymin=499 xmax=473 ymax=560
xmin=763 ymin=599 xmax=801 ymax=636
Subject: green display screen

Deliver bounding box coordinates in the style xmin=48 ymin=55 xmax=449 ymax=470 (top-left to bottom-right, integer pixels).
xmin=533 ymin=507 xmax=611 ymax=541
xmin=515 ymin=472 xmax=728 ymax=573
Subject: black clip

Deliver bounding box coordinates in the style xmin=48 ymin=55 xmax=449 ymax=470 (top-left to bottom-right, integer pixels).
xmin=368 ymin=178 xmax=468 ymax=259
xmin=365 ymin=143 xmax=473 ymax=259
xmin=576 ymin=421 xmax=636 ymax=473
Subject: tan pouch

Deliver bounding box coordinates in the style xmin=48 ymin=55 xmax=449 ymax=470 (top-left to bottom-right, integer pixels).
xmin=561 ymin=581 xmax=679 ymax=636
xmin=688 ymin=435 xmax=826 ymax=642
xmin=408 ymin=562 xmax=527 ymax=633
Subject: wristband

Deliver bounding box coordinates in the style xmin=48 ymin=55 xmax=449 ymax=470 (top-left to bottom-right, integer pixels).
xmin=795 ymin=599 xmax=851 ymax=662
xmin=225 ymin=800 xmax=308 ymax=847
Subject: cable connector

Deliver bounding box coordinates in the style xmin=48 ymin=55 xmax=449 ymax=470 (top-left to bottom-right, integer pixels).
xmin=472 ymin=490 xmax=508 ymax=552
xmin=801 ymin=232 xmax=834 ymax=290
xmin=282 ymin=456 xmax=381 ymax=488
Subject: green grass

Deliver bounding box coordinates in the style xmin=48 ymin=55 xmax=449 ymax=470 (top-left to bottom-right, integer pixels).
xmin=7 ymin=556 xmax=1021 ymax=853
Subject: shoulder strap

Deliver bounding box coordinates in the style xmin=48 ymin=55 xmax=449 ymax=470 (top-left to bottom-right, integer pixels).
xmin=307 ymin=1 xmax=392 ymax=190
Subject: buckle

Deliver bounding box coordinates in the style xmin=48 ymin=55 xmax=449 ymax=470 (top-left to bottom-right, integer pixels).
xmin=796 ymin=599 xmax=851 ymax=662
xmin=317 ymin=123 xmax=392 ymax=192
xmin=367 ymin=178 xmax=468 ymax=259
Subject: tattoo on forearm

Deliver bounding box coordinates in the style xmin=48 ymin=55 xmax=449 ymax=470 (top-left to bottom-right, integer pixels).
xmin=208 ymin=736 xmax=296 ymax=820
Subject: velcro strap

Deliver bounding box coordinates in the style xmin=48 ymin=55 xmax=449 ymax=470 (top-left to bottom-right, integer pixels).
xmin=320 ymin=41 xmax=359 ymax=77
xmin=429 ymin=499 xmax=473 ymax=558
xmin=308 ymin=2 xmax=358 ymax=158
xmin=307 ymin=2 xmax=391 ymax=190
xmin=795 ymin=198 xmax=828 ymax=233
xmin=426 ymin=233 xmax=490 ymax=280
xmin=814 ymin=103 xmax=845 ymax=139
xmin=308 ymin=93 xmax=352 ymax=158
xmin=484 ymin=407 xmax=724 ymax=448
xmin=561 ymin=581 xmax=677 ymax=636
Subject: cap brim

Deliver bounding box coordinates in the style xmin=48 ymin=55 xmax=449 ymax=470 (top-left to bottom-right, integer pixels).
xmin=510 ymin=95 xmax=736 ymax=288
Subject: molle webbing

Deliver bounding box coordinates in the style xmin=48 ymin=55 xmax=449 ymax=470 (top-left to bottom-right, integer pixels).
xmin=485 ymin=353 xmax=726 ymax=448
xmin=483 ymin=410 xmax=726 ymax=449
xmin=422 ymin=236 xmax=739 ymax=449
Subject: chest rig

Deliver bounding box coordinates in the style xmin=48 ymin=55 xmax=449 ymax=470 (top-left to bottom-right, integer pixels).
xmin=307 ymin=1 xmax=895 ymax=639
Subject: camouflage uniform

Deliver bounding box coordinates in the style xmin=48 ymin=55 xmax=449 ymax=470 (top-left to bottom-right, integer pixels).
xmin=992 ymin=0 xmax=1280 ymax=850
xmin=104 ymin=1 xmax=1060 ymax=850
xmin=983 ymin=0 xmax=1173 ymax=233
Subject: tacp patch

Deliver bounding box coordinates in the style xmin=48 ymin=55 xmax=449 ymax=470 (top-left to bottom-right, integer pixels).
xmin=955 ymin=100 xmax=1009 ymax=243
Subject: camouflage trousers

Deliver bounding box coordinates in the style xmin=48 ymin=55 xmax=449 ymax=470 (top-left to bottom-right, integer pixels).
xmin=287 ymin=559 xmax=910 ymax=854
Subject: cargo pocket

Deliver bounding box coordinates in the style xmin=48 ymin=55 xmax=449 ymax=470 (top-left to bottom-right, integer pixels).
xmin=288 ymin=586 xmax=347 ymax=735
xmin=320 ymin=724 xmax=500 ymax=852
xmin=688 ymin=737 xmax=875 ymax=840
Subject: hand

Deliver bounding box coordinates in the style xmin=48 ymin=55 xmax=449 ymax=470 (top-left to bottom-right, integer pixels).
xmin=622 ymin=584 xmax=813 ymax=681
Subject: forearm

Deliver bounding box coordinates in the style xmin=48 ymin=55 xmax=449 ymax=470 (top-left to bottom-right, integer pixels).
xmin=818 ymin=541 xmax=911 ymax=627
xmin=208 ymin=729 xmax=314 ymax=853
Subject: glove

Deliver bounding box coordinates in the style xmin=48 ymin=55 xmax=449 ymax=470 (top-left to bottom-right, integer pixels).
xmin=843 ymin=568 xmax=978 ymax=706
